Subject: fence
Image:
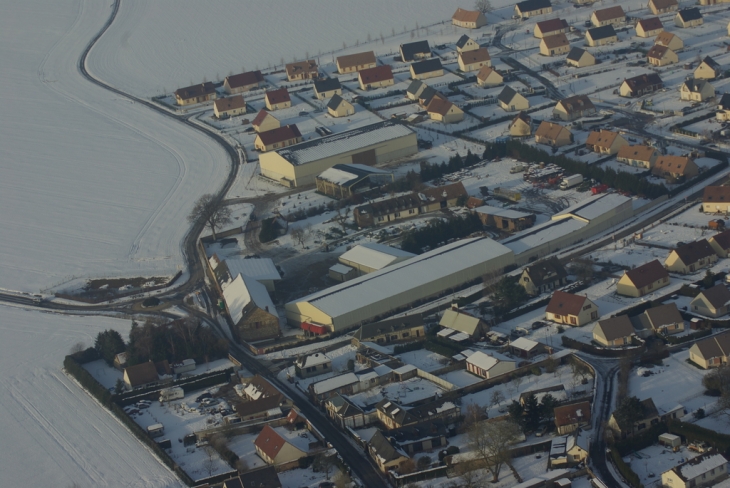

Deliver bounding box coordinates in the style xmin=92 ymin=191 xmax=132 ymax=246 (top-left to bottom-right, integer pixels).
xmin=115 ymin=368 xmax=234 ymax=406
xmin=561 ymin=336 xmax=645 ymax=358
xmin=415 ymin=369 xmax=457 ymax=391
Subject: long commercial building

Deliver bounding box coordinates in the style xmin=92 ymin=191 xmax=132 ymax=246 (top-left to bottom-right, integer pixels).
xmin=260 ymin=121 xmax=418 ymax=188
xmin=286 ymin=237 xmax=515 ymax=332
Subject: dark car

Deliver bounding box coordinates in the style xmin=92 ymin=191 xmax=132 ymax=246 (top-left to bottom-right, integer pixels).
xmin=195 ymin=392 xmax=212 ymax=403
xmin=531 ymin=321 xmax=546 ymax=330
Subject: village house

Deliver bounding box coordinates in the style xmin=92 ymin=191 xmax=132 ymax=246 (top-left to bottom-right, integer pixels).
xmin=376 ymin=398 xmax=460 ymax=430
xmin=458 ymin=47 xmax=491 ymax=72
xmin=535 ymin=121 xmax=573 ymax=147
xmin=643 ymin=303 xmax=685 ymax=335
xmin=554 ymin=402 xmax=591 ymax=435
xmin=410 ymin=58 xmax=444 ymax=80
xmin=553 ymin=95 xmax=596 ymax=121
xmin=406 ymin=79 xmax=429 ymax=101
xmin=675 ymin=8 xmax=703 ymax=28
xmin=223 ymin=70 xmax=264 ymax=94
xmin=566 ymin=47 xmax=595 ymax=67
xmin=325 ymin=395 xmax=370 ymax=429
xmin=223 ymin=274 xmax=280 ymax=341
xmin=439 ymin=307 xmax=489 ymax=339
xmin=399 ymin=40 xmax=431 ymax=62
xmin=647 ymin=44 xmax=678 ymax=67
xmin=264 ymin=88 xmax=291 ymax=111
xmin=174 ymin=82 xmax=216 ymax=106
xmin=418 ymin=86 xmax=443 ymax=107
xmin=585 ymin=129 xmax=628 ymax=155
xmin=223 ymin=467 xmax=282 ymax=488
xmin=691 ymin=284 xmax=730 ymax=318
xmin=520 ymin=257 xmax=569 ymax=296
xmin=312 ymin=78 xmax=342 ymax=100
xmin=498 ymin=86 xmax=529 ymax=111
xmin=649 ymin=0 xmax=678 ymax=15
xmin=651 ymin=155 xmax=699 ymax=180
xmin=252 ymin=109 xmax=280 ymax=133
xmin=620 ymin=73 xmax=663 ymax=97
xmin=510 ymin=337 xmax=547 ymax=359
xmin=315 ymin=164 xmax=392 ymax=200
xmin=352 ymin=314 xmax=424 ymax=346
xmin=680 ymin=78 xmax=715 ymax=102
xmin=616 ymin=145 xmax=658 ymax=169
xmin=367 ymin=430 xmax=410 ymax=473
xmin=389 ymin=421 xmax=449 ymax=456
xmin=703 ymin=186 xmax=730 ymax=213
xmin=616 ymin=259 xmax=670 ymax=297
xmin=695 ymin=56 xmax=722 ymax=80
xmin=690 ymin=330 xmax=730 ymax=368
xmin=254 ymin=423 xmax=324 ymax=467
xmin=426 ymin=97 xmax=464 ymax=124
xmin=665 ymin=239 xmax=717 ymax=274
xmin=591 ymin=6 xmax=625 ymax=27
xmin=455 ymin=34 xmax=480 ymax=54
xmin=509 ymin=111 xmax=532 ymax=136
xmin=661 ymin=452 xmax=729 ymax=488
xmin=209 ymin=255 xmax=281 ymax=292
xmin=358 ymin=65 xmax=394 ymax=90
xmin=586 ymin=25 xmax=618 ymax=47
xmin=515 ymin=0 xmax=553 ymax=19
xmin=326 ymin=94 xmax=355 ymax=118
xmin=294 ymin=353 xmax=331 ymax=379
xmin=534 ymin=18 xmax=570 ymax=38
xmin=545 ymin=290 xmax=599 ymax=326
xmin=285 ymin=60 xmax=318 ymax=81
xmin=710 ymin=229 xmax=730 ymax=257
xmin=236 ymin=375 xmax=292 ymax=421
xmin=122 ymin=361 xmax=159 ymax=390
xmin=540 ymin=33 xmax=571 ymax=56
xmin=549 ymin=431 xmax=590 ymax=468
xmin=718 ymin=94 xmax=730 ymax=122
xmin=592 ymin=315 xmax=636 ymax=347
xmin=452 ymin=8 xmax=487 ymax=29
xmin=336 ymin=51 xmax=377 ymax=74
xmin=477 ymin=66 xmax=503 ymax=87
xmin=636 ymin=17 xmax=664 ymax=38
xmin=466 ymin=351 xmax=516 ymax=379
xmin=608 ymin=398 xmax=660 ymax=438
xmin=213 ymin=95 xmax=247 ymax=119
xmin=655 ymin=31 xmax=684 ymax=51
xmin=474 ymin=205 xmax=536 ymax=232
xmin=254 ymin=124 xmax=303 ymax=152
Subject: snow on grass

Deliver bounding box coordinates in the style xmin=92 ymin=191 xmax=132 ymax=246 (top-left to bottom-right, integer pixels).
xmin=227 ymin=432 xmax=267 ymax=471
xmin=395 ymin=349 xmax=449 ymax=373
xmin=278 ymin=466 xmax=346 ymax=488
xmin=260 ymin=334 xmax=353 ymax=361
xmin=626 ymin=444 xmax=701 ymax=488
xmin=0 ymin=305 xmax=181 ymax=487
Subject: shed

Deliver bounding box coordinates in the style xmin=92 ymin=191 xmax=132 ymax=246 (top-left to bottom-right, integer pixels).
xmin=659 ymin=432 xmax=681 ymax=448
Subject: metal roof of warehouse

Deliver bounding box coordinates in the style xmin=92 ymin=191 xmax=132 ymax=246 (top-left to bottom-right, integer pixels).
xmin=340 ymin=242 xmax=415 ymax=270
xmin=554 ymin=193 xmax=630 ymax=221
xmin=275 ymin=121 xmax=414 ymax=166
xmin=503 ymin=218 xmax=587 ymax=254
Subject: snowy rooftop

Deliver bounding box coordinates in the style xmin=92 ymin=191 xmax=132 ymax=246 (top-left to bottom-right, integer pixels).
xmin=473 ymin=205 xmax=533 ymax=220
xmin=317 ymin=163 xmax=389 ymax=185
xmin=554 ymin=193 xmax=631 ymax=222
xmin=293 ymin=237 xmax=513 ymax=318
xmin=393 ymin=364 xmax=417 ymax=375
xmin=502 ymin=218 xmax=587 ymax=255
xmin=296 ymin=353 xmax=330 ymax=369
xmin=466 ymin=351 xmax=498 ymax=370
xmin=329 ymin=263 xmax=353 ymax=275
xmin=312 ymin=372 xmax=358 ymax=395
xmin=272 ymin=425 xmax=316 ymax=453
xmin=671 ymin=453 xmax=728 ymax=481
xmin=224 ymin=257 xmax=281 ymax=282
xmin=222 ymin=274 xmax=276 ymax=324
xmin=275 ymin=121 xmax=414 ymax=166
xmin=339 ymin=242 xmax=415 ymax=270
xmin=510 ymin=337 xmax=539 ymax=351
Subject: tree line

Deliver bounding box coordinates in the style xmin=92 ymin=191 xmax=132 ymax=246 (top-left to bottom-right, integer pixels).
xmin=400 ymin=213 xmax=483 ymax=254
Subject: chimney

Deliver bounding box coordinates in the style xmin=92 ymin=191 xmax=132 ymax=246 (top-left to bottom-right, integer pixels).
xmin=265 ymin=306 xmax=269 ymax=312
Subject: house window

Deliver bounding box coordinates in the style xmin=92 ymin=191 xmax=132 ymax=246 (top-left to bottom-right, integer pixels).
xmin=591 ymin=311 xmax=598 ymax=320
xmin=583 ymin=305 xmax=592 ymax=311
xmin=408 ymin=209 xmax=415 ymax=214
xmin=570 ymin=316 xmax=577 ymax=325
xmin=395 ymin=212 xmax=400 ymax=217
xmin=663 ymin=277 xmax=668 ymax=283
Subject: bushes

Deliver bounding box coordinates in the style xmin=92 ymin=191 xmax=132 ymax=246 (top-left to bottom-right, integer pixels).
xmin=142 ymin=297 xmax=160 ymax=307
xmin=666 ymin=329 xmax=712 ymax=345
xmin=394 ymin=341 xmax=425 ymax=354
xmin=669 ymin=420 xmax=730 ymax=455
xmin=609 ymin=447 xmax=644 ymax=488
xmin=400 ymin=213 xmax=484 ymax=255
xmin=613 ymin=422 xmax=667 ymax=456
xmin=259 ymin=217 xmax=279 ymax=243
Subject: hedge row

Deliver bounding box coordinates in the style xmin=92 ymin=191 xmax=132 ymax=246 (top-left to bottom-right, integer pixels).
xmin=609 ymin=447 xmax=644 ymax=488
xmin=394 ymin=341 xmax=426 ymax=354
xmin=666 ymin=329 xmax=712 ymax=345
xmin=669 ymin=420 xmax=730 ymax=455
xmin=561 ymin=335 xmax=645 ymax=358
xmin=614 ymin=422 xmax=667 ymax=456
xmin=63 ymin=355 xmax=195 ymax=486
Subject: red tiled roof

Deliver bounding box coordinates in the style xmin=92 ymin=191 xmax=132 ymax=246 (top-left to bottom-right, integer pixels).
xmin=426 ymin=97 xmax=456 ymax=116
xmin=452 ymin=8 xmax=484 ymax=22
xmin=252 ymin=109 xmax=274 ymax=127
xmin=546 ymin=290 xmax=588 ymax=316
xmin=593 ymin=5 xmax=625 ymax=22
xmin=254 ymin=424 xmax=286 ymax=461
xmin=672 ymin=239 xmax=715 ymax=265
xmin=622 ymin=259 xmax=668 ymax=289
xmin=358 ymin=65 xmax=394 ymax=84
xmin=638 ymin=17 xmax=663 ymax=31
xmin=704 ymin=186 xmax=730 ymax=204
xmin=554 ymin=401 xmax=591 ymax=427
xmin=265 ymin=88 xmax=290 ymax=105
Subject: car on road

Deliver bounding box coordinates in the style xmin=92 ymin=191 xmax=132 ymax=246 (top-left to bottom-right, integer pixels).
xmin=299 ymin=111 xmax=308 ymax=116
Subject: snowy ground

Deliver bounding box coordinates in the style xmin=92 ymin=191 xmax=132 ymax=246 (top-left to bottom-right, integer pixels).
xmin=0 ymin=305 xmax=181 ymax=487
xmin=626 ymin=444 xmax=700 ymax=488
xmin=395 ymin=349 xmax=449 ymax=373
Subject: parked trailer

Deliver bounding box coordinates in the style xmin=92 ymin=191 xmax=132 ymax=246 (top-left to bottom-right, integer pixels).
xmin=159 ymin=387 xmax=184 ymax=402
xmin=560 ymin=174 xmax=583 ymax=190
xmin=147 ymin=423 xmax=165 ymax=438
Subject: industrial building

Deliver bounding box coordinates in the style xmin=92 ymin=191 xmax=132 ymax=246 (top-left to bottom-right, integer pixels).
xmin=338 ymin=242 xmax=415 ymax=276
xmin=315 ymin=164 xmax=394 ymax=200
xmin=285 ymin=237 xmax=515 ymax=332
xmin=259 ymin=121 xmax=417 ymax=188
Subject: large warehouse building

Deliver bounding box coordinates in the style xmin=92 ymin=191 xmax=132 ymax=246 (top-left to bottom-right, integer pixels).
xmin=259 ymin=121 xmax=418 ymax=188
xmin=286 ymin=237 xmax=515 ymax=332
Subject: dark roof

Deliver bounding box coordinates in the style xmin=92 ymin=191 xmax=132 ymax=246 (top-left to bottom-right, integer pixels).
xmin=637 ymin=17 xmax=663 ymax=32
xmin=702 ymin=56 xmax=721 ymax=71
xmin=693 ymin=330 xmax=730 ymax=359
xmin=711 ymin=229 xmax=730 ymax=250
xmin=257 ymin=125 xmax=302 ymax=146
xmin=595 ymin=315 xmax=635 ymax=342
xmin=252 ymin=109 xmax=275 ymax=127
xmin=336 ymin=51 xmax=377 ymax=70
xmin=313 ymin=77 xmax=342 ymax=94
xmin=240 ymin=466 xmax=282 ymax=488
xmin=593 ymin=6 xmax=625 ymax=22
xmin=354 ymin=314 xmax=424 ymax=340
xmin=720 ymin=94 xmax=730 ymax=111
xmin=456 ymin=35 xmax=471 ymax=49
xmin=411 ymin=58 xmax=443 ymax=75
xmin=647 ymin=44 xmax=670 ymax=60
xmin=542 ymin=33 xmax=570 ymax=49
xmin=359 ymin=65 xmax=394 ymax=84
xmin=677 ymin=7 xmax=702 ymax=22
xmin=214 ymin=95 xmax=246 ymax=112
xmin=644 ymin=303 xmax=683 ymax=330
xmin=376 ymin=399 xmax=417 ymax=426
xmin=175 ymin=82 xmax=216 ymax=100
xmin=285 ymin=60 xmax=318 ymax=77
xmin=326 ymin=94 xmax=351 ymax=111
xmin=704 ymin=186 xmax=730 ymax=204
xmin=623 ymin=259 xmax=668 ymax=289
xmin=459 ymin=48 xmax=491 ymax=66
xmin=422 ymin=181 xmax=468 ymax=201
xmin=588 ymin=25 xmax=617 ymax=41
xmin=673 ymin=239 xmax=715 ymax=266
xmin=698 ymin=284 xmax=730 ymax=309
xmin=546 ymin=290 xmax=589 ymax=316
xmin=536 ymin=18 xmax=569 ymax=34
xmin=225 ymin=70 xmax=264 ymax=89
xmin=554 ymin=401 xmax=591 ymax=427
xmin=390 ymin=421 xmax=448 ymax=446
xmin=124 ymin=361 xmax=159 ymax=387
xmin=516 ymin=0 xmax=552 ymax=14
xmin=369 ymin=430 xmax=407 ymax=462
xmin=567 ymin=47 xmax=588 ymax=61
xmin=400 ymin=40 xmax=431 ymax=61
xmin=639 ymin=398 xmax=659 ymax=420
xmin=498 ymin=85 xmax=520 ymax=105
xmin=524 ymin=257 xmax=568 ymax=287
xmin=419 ymin=86 xmax=440 ymax=106
xmin=406 ymin=79 xmax=426 ymax=96
xmin=623 ymin=73 xmax=663 ymax=93
xmin=558 ymin=94 xmax=595 ymax=115
xmin=265 ymin=87 xmax=290 ymax=105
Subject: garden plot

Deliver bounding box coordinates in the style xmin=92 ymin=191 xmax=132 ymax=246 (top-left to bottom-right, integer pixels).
xmin=277 ymin=466 xmax=345 ymax=488
xmin=694 ymin=410 xmax=730 ymax=435
xmin=395 ymin=349 xmax=450 ymax=373
xmin=440 ymin=369 xmax=481 ymax=387
xmin=626 ymin=444 xmax=700 ymax=488
xmin=227 ymin=432 xmax=267 ymax=471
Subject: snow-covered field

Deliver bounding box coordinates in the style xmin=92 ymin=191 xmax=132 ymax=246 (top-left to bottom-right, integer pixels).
xmin=0 ymin=305 xmax=181 ymax=487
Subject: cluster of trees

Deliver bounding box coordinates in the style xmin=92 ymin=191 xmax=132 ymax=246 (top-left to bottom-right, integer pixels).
xmin=485 ymin=275 xmax=527 ymax=316
xmin=285 ymin=203 xmax=332 ymax=222
xmin=481 ymin=140 xmax=668 ymax=200
xmin=95 ymin=330 xmax=126 ymax=366
xmin=703 ymin=363 xmax=730 ymax=411
xmin=508 ymin=393 xmax=559 ymax=433
xmin=400 ymin=213 xmax=483 ymax=254
xmin=419 ymin=151 xmax=483 ymax=182
xmin=612 ymin=396 xmax=648 ymax=433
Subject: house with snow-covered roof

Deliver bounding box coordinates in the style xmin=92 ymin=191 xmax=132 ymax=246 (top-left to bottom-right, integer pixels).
xmin=440 ymin=307 xmax=489 ymax=339
xmin=466 ymin=350 xmax=516 ymax=379
xmin=691 ymin=284 xmax=730 ymax=318
xmin=367 ymin=430 xmax=410 ymax=473
xmin=294 ymin=353 xmax=331 ymax=379
xmin=510 ymin=337 xmax=546 ymax=358
xmin=661 ymin=451 xmax=728 ymax=488
xmin=211 ymin=255 xmax=281 ymax=292
xmin=549 ymin=430 xmax=590 ymax=468
xmin=222 ymin=274 xmax=279 ymax=341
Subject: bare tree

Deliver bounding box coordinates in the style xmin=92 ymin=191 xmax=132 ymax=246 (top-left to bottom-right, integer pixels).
xmin=333 ymin=470 xmax=352 ymax=488
xmin=291 ymin=227 xmax=306 ymax=248
xmin=490 ymin=390 xmax=505 ymax=411
xmin=467 ymin=420 xmax=521 ymax=482
xmin=462 ymin=402 xmax=486 ymax=431
xmin=69 ymin=341 xmax=85 ymax=355
xmin=188 ymin=194 xmax=232 ymax=241
xmin=334 ymin=207 xmax=351 ymax=233
xmin=454 ymin=463 xmax=485 ymax=488
xmin=235 ymin=458 xmax=248 ymax=473
xmin=475 ymin=0 xmax=493 ymax=13
xmin=202 ymin=446 xmax=216 ymax=477
xmin=313 ymin=453 xmax=337 ymax=480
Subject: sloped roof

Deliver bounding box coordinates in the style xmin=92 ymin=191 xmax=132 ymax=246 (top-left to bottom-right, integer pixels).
xmin=645 ymin=303 xmax=683 ymax=330
xmin=617 ymin=144 xmax=656 ymax=162
xmin=536 ymin=18 xmax=569 ymax=33
xmin=239 ymin=466 xmax=282 ymax=488
xmin=214 ymin=95 xmax=246 ymax=112
xmin=406 ymin=79 xmax=427 ymax=96
xmin=586 ymin=129 xmax=621 ymax=148
xmin=517 ymin=0 xmax=552 ymax=13
xmin=369 ymin=430 xmax=409 ymax=463
xmin=354 ymin=313 xmax=423 ymax=341
xmin=651 ymin=0 xmax=678 ymax=9
xmin=426 ymin=97 xmax=456 ymax=116
xmin=655 ymin=31 xmax=679 ymax=47
xmin=313 ymin=77 xmax=342 ymax=94
xmin=567 ymin=47 xmax=589 ymax=62
xmin=422 ymin=181 xmax=468 ymax=201
xmin=285 ymin=60 xmax=318 ymax=78
xmin=317 ymin=163 xmax=388 ymax=186
xmin=498 ymin=85 xmax=521 ymax=105
xmin=265 ymin=88 xmax=290 ymax=105
xmin=255 ymin=425 xmax=291 ymax=461
xmin=698 ymin=284 xmax=730 ymax=309
xmin=225 ymin=70 xmax=264 ymax=89
xmin=326 ymin=94 xmax=351 ymax=111
xmin=400 ymin=40 xmax=431 ymax=61
xmin=215 ymin=257 xmax=281 ymax=284
xmin=588 ymin=25 xmax=617 ymax=41
xmin=677 ymin=7 xmax=702 ymax=22
xmin=474 ymin=205 xmax=533 ymax=220
xmin=593 ymin=6 xmax=624 ymax=22
xmin=124 ymin=361 xmax=159 ymax=387
xmin=701 ymin=56 xmax=721 ymax=71
xmin=546 ymin=290 xmax=588 ymax=316
xmin=704 ymin=186 xmax=730 ymax=204
xmin=252 ymin=109 xmax=277 ymax=127
xmin=257 ymin=125 xmax=302 ymax=146
xmin=466 ymin=350 xmax=501 ymax=370
xmin=510 ymin=111 xmax=531 ymax=127
xmin=653 ymin=155 xmax=694 ymax=175
xmin=411 ymin=58 xmax=443 ymax=75
xmin=647 ymin=44 xmax=671 ymax=60
xmin=719 ymin=94 xmax=730 ymax=111
xmin=336 ymin=51 xmax=376 ymax=70
xmin=456 ymin=35 xmax=472 ymax=49
xmin=682 ymin=78 xmax=711 ymax=93
xmin=524 ymin=257 xmax=568 ymax=287
xmin=622 ymin=259 xmax=668 ymax=289
xmin=453 ymin=8 xmax=484 ymax=23
xmin=711 ymin=229 xmax=730 ymax=250
xmin=554 ymin=401 xmax=591 ymax=427
xmin=557 ymin=94 xmax=595 ymax=115
xmin=340 ymin=242 xmax=415 ymax=271
xmin=638 ymin=17 xmax=663 ymax=32
xmin=175 ymin=82 xmax=216 ymax=100
xmin=542 ymin=33 xmax=570 ymax=49
xmin=672 ymin=239 xmax=715 ymax=266
xmin=223 ymin=274 xmax=276 ymax=324
xmin=669 ymin=452 xmax=728 ymax=482
xmin=440 ymin=308 xmax=483 ymax=335
xmin=359 ymin=65 xmax=394 ymax=84
xmin=692 ymin=330 xmax=730 ymax=359
xmin=477 ymin=66 xmax=502 ymax=82
xmin=595 ymin=315 xmax=635 ymax=341
xmin=623 ymin=73 xmax=663 ymax=93
xmin=511 ymin=337 xmax=540 ymax=351
xmin=459 ymin=47 xmax=491 ymax=65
